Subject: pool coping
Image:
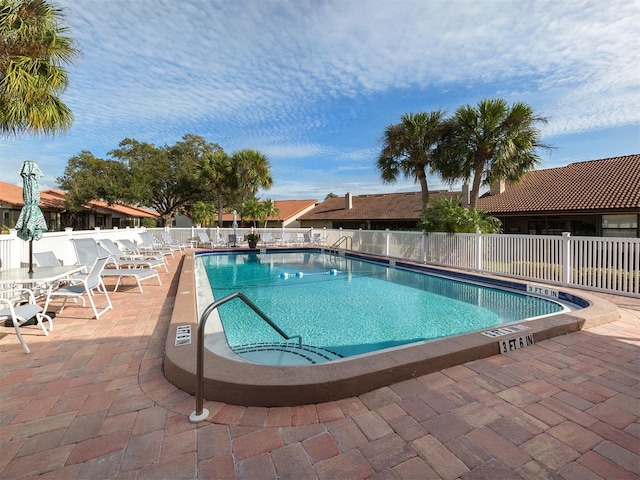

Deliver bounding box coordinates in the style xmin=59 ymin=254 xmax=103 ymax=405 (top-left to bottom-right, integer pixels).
xmin=163 ymin=249 xmax=621 ymax=407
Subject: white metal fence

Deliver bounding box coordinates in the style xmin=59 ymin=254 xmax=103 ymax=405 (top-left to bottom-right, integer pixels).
xmin=1 ymin=227 xmax=638 ymax=297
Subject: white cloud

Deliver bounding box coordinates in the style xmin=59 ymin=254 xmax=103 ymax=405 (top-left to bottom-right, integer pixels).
xmin=2 ymin=0 xmax=637 ymax=196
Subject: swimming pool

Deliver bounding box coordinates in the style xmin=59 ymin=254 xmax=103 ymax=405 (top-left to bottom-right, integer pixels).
xmin=198 ymin=250 xmax=567 ymax=365
xmin=164 ymin=249 xmax=618 ymax=406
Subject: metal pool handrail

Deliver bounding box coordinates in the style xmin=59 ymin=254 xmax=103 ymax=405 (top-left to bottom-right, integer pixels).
xmin=330 ymin=235 xmax=352 ymax=250
xmin=190 ymin=291 xmax=302 ymax=423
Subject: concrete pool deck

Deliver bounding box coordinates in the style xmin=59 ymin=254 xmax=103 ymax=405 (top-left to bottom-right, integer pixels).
xmin=0 ymin=250 xmax=638 ymax=479
xmin=165 ymin=250 xmax=622 ymax=407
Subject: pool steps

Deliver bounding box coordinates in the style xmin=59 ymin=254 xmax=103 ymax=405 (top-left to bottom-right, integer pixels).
xmin=233 ymin=342 xmax=343 ymax=365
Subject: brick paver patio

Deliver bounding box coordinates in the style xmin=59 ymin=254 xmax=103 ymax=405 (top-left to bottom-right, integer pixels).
xmin=1 ymin=253 xmax=638 ymax=479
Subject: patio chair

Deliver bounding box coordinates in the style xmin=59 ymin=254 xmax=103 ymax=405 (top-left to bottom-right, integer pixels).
xmin=0 ymin=287 xmax=53 ymax=353
xmin=160 ymin=230 xmax=187 ymax=253
xmin=99 ymin=239 xmax=168 ymax=272
xmin=312 ymin=233 xmax=325 ymax=245
xmin=43 ymin=255 xmax=113 ymax=320
xmin=71 ymin=238 xmax=162 ymax=293
xmin=119 ymin=238 xmax=170 ymax=263
xmin=282 ymin=233 xmax=297 ymax=245
xmin=139 ymin=232 xmax=175 ymax=258
xmin=33 ymin=251 xmax=62 ymax=267
xmin=33 ymin=251 xmax=86 ymax=294
xmin=197 ymin=231 xmax=226 ymax=249
xmin=262 ymin=232 xmax=276 ymax=246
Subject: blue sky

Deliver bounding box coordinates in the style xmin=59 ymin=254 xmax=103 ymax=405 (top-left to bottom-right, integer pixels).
xmin=2 ymin=0 xmax=639 ymax=201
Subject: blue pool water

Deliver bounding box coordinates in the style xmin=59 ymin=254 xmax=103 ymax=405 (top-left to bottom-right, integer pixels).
xmin=199 ymin=251 xmax=564 ymax=363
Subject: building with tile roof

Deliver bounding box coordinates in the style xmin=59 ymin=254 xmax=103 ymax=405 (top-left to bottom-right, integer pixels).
xmin=0 ymin=182 xmax=66 ymax=231
xmin=0 ymin=181 xmax=160 ymax=231
xmin=476 ymin=155 xmax=640 ymax=236
xmin=176 ymin=199 xmax=318 ymax=228
xmin=299 ymin=191 xmax=458 ymax=230
xmin=299 ymin=155 xmax=640 ymax=237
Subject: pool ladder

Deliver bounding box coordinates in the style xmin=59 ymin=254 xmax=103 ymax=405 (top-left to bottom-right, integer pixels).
xmin=190 ymin=291 xmax=302 ymax=423
xmin=330 ymin=235 xmax=352 ymax=250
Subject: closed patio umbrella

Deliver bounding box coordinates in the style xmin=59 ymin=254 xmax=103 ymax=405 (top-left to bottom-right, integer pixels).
xmin=15 ymin=161 xmax=48 ymax=274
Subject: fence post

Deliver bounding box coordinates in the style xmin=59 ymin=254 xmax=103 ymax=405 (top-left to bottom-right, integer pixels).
xmin=385 ymin=229 xmax=390 ymax=257
xmin=476 ymin=230 xmax=483 ymax=271
xmin=562 ymin=232 xmax=571 ymax=286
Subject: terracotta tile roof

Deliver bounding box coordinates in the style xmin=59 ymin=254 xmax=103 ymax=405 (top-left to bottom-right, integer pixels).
xmin=89 ymin=199 xmax=159 ymax=218
xmin=300 ymin=155 xmax=640 ymax=221
xmin=0 ymin=181 xmax=24 ymax=206
xmin=221 ymin=199 xmax=318 ymax=222
xmin=0 ymin=181 xmax=66 ymax=209
xmin=266 ymin=199 xmax=318 ymax=221
xmin=0 ymin=182 xmax=159 ymax=217
xmin=299 ymin=191 xmax=456 ymax=221
xmin=477 ymin=155 xmax=640 ymax=214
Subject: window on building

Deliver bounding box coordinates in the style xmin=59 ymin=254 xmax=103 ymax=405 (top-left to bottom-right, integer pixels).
xmin=602 ymin=214 xmax=638 ymax=238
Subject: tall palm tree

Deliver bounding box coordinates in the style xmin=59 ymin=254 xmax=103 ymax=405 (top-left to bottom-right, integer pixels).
xmin=377 ymin=110 xmax=445 ymax=210
xmin=194 ymin=151 xmax=236 ymax=226
xmin=232 ymin=149 xmax=274 ymax=204
xmin=190 ymin=201 xmax=216 ymax=227
xmin=438 ymin=98 xmax=550 ymax=210
xmin=0 ymin=0 xmax=79 ymax=136
xmin=262 ymin=199 xmax=279 ymax=228
xmin=241 ymin=198 xmax=264 ymax=229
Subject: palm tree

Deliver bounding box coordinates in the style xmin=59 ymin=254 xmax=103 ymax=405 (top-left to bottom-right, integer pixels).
xmin=241 ymin=198 xmax=264 ymax=229
xmin=232 ymin=149 xmax=274 ymax=204
xmin=194 ymin=151 xmax=236 ymax=226
xmin=190 ymin=201 xmax=216 ymax=227
xmin=437 ymin=98 xmax=550 ymax=210
xmin=421 ymin=196 xmax=501 ymax=234
xmin=262 ymin=199 xmax=279 ymax=228
xmin=1 ymin=0 xmax=79 ymax=136
xmin=377 ymin=111 xmax=445 ymax=210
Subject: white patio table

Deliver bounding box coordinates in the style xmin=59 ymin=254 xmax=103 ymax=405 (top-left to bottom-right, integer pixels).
xmin=0 ymin=265 xmax=85 ymax=289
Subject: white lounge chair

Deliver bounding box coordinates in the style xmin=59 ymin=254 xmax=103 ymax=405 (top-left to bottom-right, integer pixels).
xmin=33 ymin=251 xmax=61 ymax=266
xmin=71 ymin=238 xmax=162 ymax=293
xmin=0 ymin=287 xmax=53 ymax=353
xmin=43 ymin=256 xmax=113 ymax=320
xmin=197 ymin=231 xmax=225 ymax=249
xmin=139 ymin=232 xmax=175 ymax=258
xmin=312 ymin=233 xmax=325 ymax=245
xmin=262 ymin=232 xmax=276 ymax=246
xmin=99 ymin=239 xmax=168 ymax=272
xmin=282 ymin=233 xmax=297 ymax=245
xmin=119 ymin=238 xmax=170 ymax=263
xmin=160 ymin=230 xmax=187 ymax=253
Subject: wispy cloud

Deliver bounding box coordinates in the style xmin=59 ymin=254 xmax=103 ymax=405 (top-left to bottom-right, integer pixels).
xmin=2 ymin=0 xmax=637 ymax=197
xmin=59 ymin=0 xmax=639 ymax=139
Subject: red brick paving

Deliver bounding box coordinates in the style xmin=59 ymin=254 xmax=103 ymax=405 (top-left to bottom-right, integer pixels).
xmin=0 ymin=252 xmax=638 ymax=479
